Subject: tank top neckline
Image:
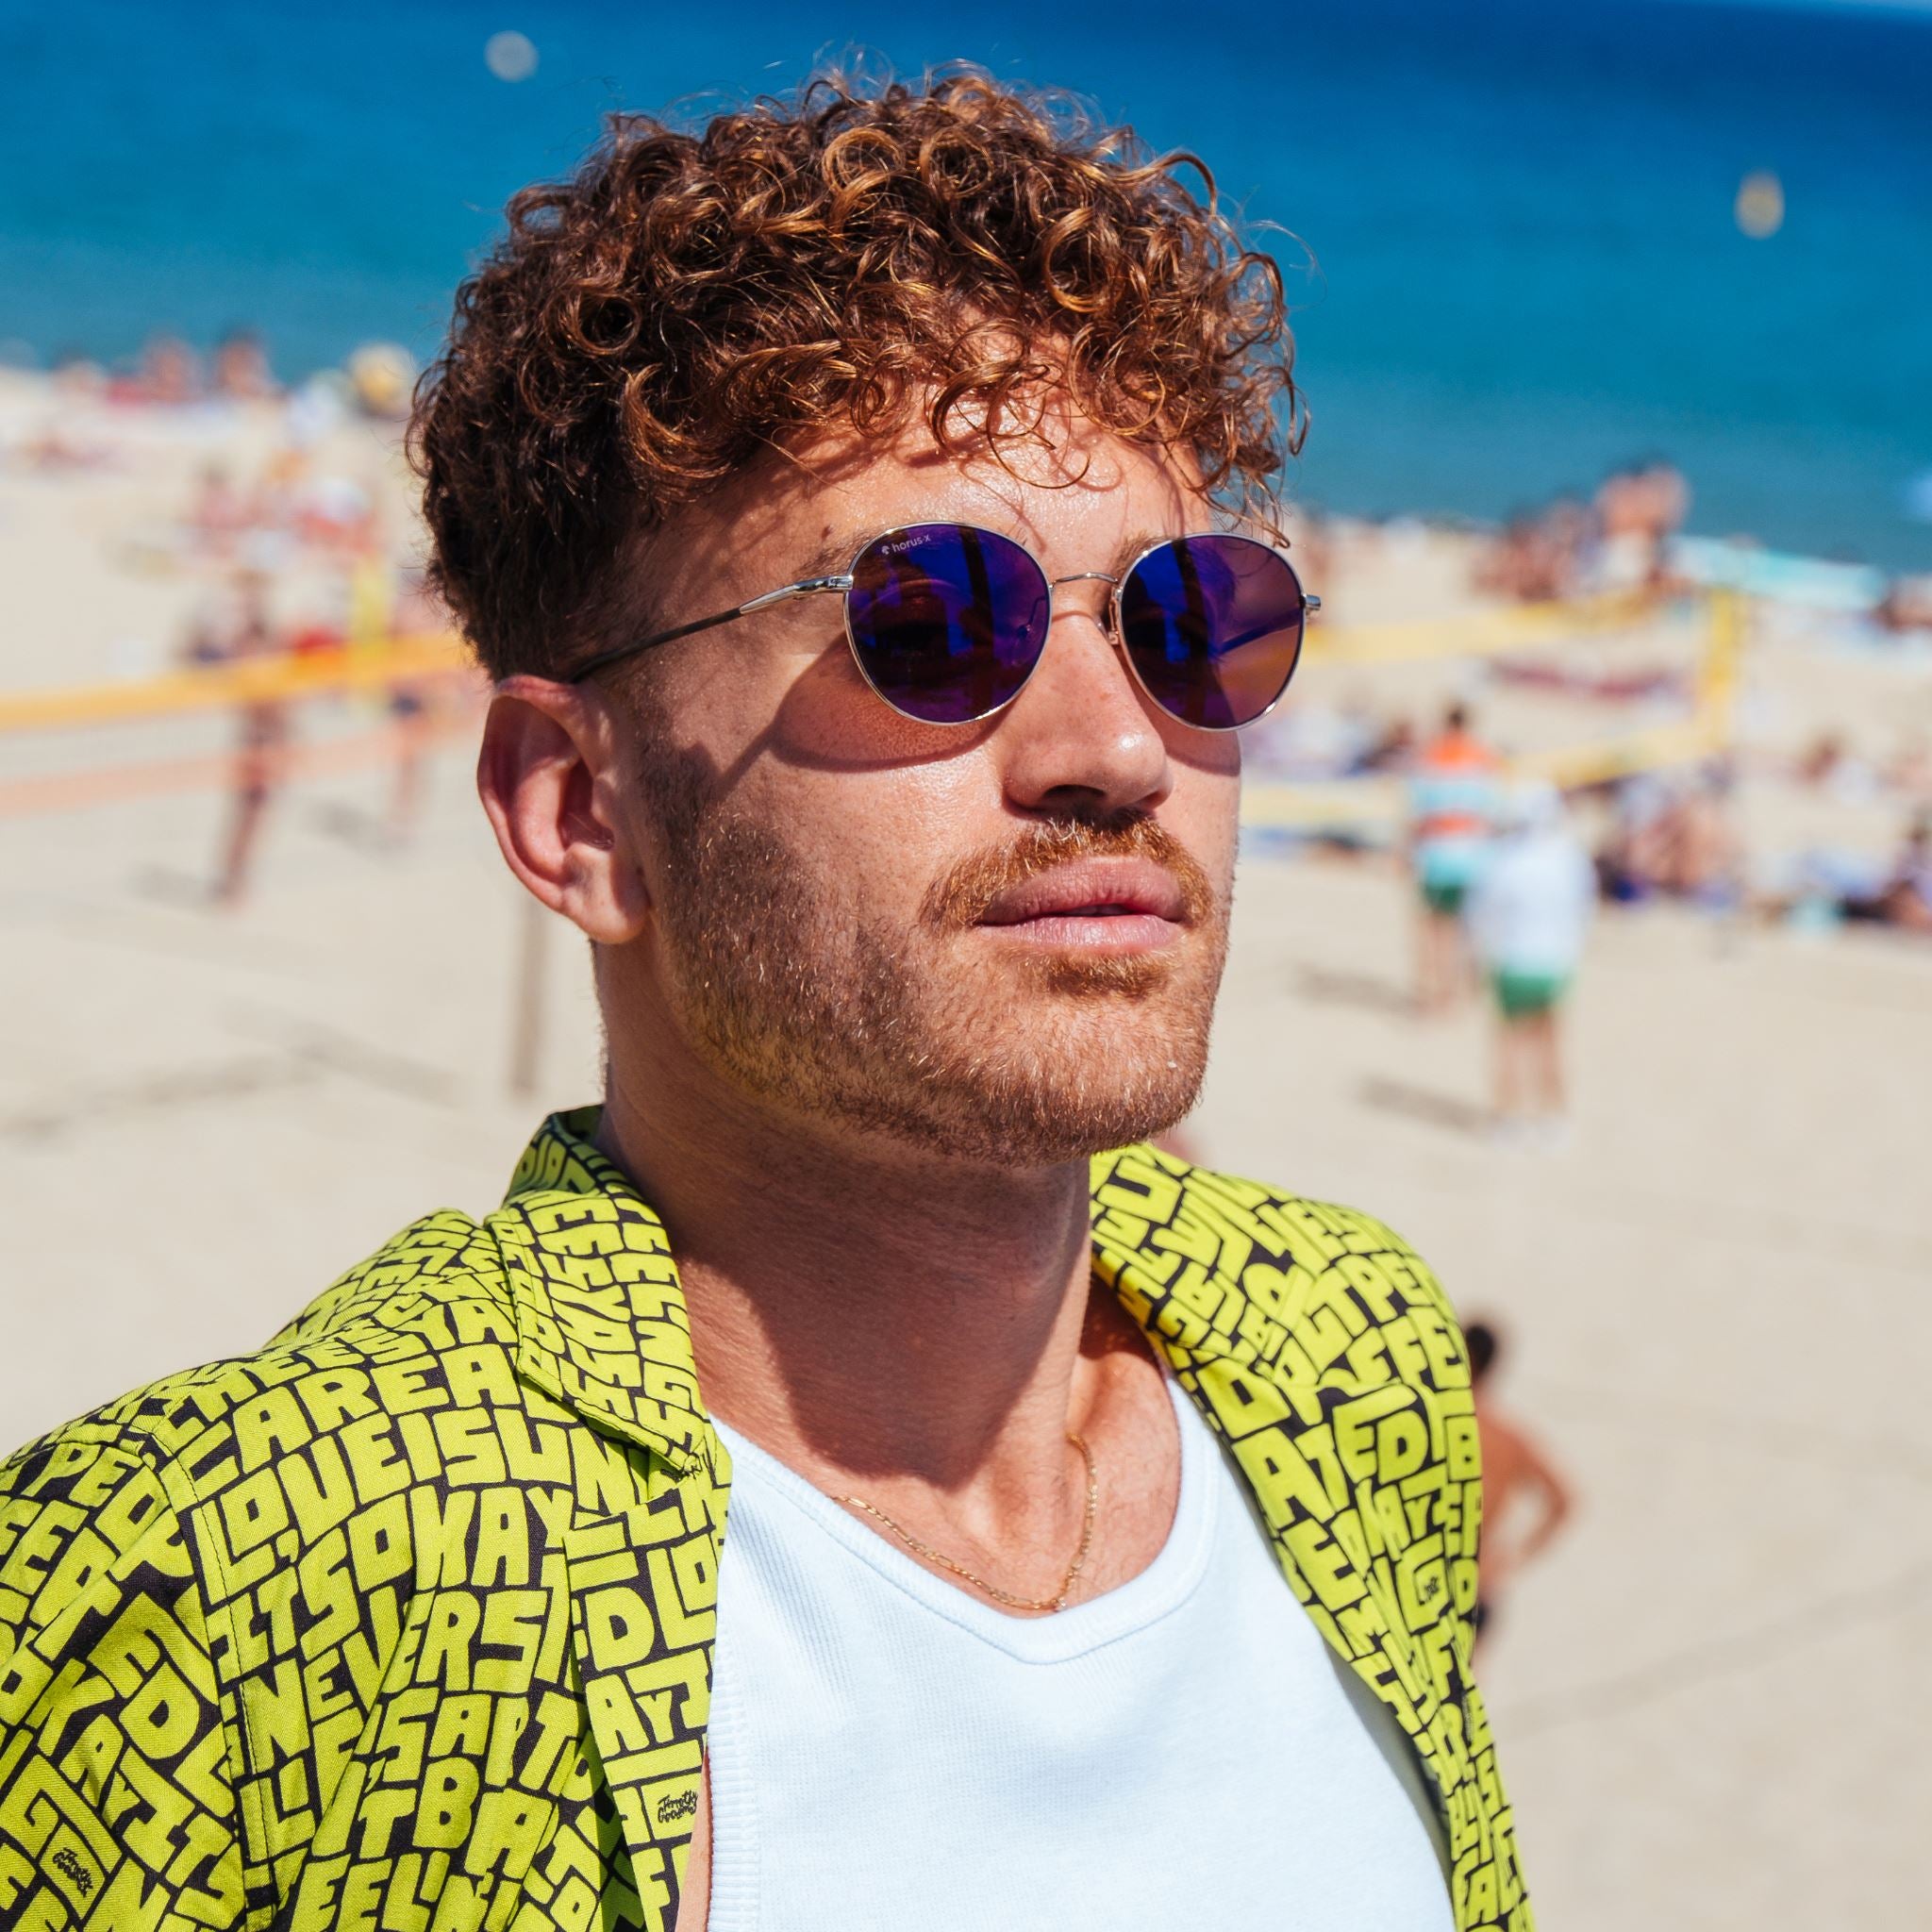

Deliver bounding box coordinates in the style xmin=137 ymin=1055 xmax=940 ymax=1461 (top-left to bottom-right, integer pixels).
xmin=709 ymin=1377 xmax=1216 ymax=1665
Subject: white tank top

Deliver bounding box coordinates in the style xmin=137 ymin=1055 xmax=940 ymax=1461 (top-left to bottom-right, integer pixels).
xmin=706 ymin=1381 xmax=1454 ymax=1931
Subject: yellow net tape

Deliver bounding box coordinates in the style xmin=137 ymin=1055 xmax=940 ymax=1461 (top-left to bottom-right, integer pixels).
xmin=0 ymin=590 xmax=1740 ymax=826
xmin=0 ymin=631 xmax=472 ymax=733
xmin=0 ymin=592 xmax=1679 ymax=737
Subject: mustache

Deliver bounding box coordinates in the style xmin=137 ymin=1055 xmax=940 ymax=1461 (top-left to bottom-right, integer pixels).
xmin=920 ymin=813 xmax=1219 ymax=931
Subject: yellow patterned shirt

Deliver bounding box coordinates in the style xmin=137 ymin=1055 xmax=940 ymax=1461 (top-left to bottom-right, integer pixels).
xmin=0 ymin=1109 xmax=1531 ymax=1930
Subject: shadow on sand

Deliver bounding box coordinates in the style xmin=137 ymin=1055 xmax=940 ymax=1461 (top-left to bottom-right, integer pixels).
xmin=1294 ymin=964 xmax=1416 ymax=1017
xmin=1357 ymin=1075 xmax=1490 ymax=1138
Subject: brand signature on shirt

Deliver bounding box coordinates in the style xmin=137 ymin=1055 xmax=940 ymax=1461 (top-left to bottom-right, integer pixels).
xmin=51 ymin=1849 xmax=93 ymax=1896
xmin=657 ymin=1790 xmax=700 ymax=1825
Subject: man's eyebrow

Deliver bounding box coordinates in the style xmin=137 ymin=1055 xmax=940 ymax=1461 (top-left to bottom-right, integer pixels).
xmin=776 ymin=528 xmax=868 ymax=586
xmin=1102 ymin=529 xmax=1171 ymax=581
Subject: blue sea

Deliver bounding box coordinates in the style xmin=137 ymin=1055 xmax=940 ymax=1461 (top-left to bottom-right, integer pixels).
xmin=3 ymin=0 xmax=1929 ymax=565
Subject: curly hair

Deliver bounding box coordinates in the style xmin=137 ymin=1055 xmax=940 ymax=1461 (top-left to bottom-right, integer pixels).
xmin=411 ymin=70 xmax=1303 ymax=681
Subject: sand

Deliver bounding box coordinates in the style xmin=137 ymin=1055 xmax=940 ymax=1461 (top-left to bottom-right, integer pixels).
xmin=4 ymin=373 xmax=1930 ymax=1928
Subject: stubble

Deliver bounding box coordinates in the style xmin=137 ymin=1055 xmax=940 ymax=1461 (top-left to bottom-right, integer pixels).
xmin=639 ymin=754 xmax=1229 ymax=1166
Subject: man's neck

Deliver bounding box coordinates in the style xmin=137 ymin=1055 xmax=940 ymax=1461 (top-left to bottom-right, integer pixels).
xmin=595 ymin=1061 xmax=1108 ymax=1496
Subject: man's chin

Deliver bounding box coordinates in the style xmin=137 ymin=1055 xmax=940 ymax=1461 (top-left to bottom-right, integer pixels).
xmin=942 ymin=1070 xmax=1205 ymax=1168
xmin=894 ymin=947 xmax=1222 ymax=1164
xmin=898 ymin=1010 xmax=1214 ymax=1167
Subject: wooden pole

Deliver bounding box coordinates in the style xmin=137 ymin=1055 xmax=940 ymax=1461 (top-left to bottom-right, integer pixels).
xmin=508 ymin=893 xmax=548 ymax=1099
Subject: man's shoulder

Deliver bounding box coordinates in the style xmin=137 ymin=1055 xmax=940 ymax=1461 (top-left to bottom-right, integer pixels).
xmin=3 ymin=1203 xmax=525 ymax=1495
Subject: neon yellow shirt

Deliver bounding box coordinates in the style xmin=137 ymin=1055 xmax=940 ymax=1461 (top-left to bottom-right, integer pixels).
xmin=0 ymin=1109 xmax=1531 ymax=1930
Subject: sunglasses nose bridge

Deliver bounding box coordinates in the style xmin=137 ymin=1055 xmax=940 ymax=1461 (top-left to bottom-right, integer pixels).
xmin=1046 ymin=569 xmax=1122 ymax=639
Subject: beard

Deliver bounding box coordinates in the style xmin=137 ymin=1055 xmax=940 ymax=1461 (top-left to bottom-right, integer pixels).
xmin=637 ymin=757 xmax=1230 ymax=1168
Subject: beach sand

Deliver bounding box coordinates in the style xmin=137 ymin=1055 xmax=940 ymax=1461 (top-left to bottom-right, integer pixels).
xmin=4 ymin=372 xmax=1930 ymax=1927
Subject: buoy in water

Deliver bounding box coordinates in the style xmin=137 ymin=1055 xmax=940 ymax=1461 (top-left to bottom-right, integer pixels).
xmin=1735 ymin=170 xmax=1784 ymax=240
xmin=485 ymin=31 xmax=538 ymax=83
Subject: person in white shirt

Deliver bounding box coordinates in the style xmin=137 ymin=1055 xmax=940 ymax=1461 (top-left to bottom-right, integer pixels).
xmin=1467 ymin=780 xmax=1595 ymax=1131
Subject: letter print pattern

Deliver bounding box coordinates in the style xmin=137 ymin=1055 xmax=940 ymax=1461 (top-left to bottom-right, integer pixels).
xmin=0 ymin=1135 xmax=721 ymax=1931
xmin=1091 ymin=1144 xmax=1529 ymax=1932
xmin=1 ymin=1111 xmax=1528 ymax=1930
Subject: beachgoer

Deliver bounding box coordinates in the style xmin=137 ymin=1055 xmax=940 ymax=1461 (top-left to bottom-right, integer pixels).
xmin=1474 ymin=510 xmax=1542 ymax=601
xmin=1596 ymin=766 xmax=1740 ymax=910
xmin=211 ymin=326 xmax=275 ymax=401
xmin=211 ymin=573 xmax=288 ymax=906
xmin=1635 ymin=460 xmax=1690 ymax=591
xmin=1667 ymin=763 xmax=1744 ymax=911
xmin=1408 ymin=700 xmax=1503 ymax=1012
xmin=0 ymin=75 xmax=1527 ymax=1931
xmin=1540 ymin=492 xmax=1596 ymax=597
xmin=1840 ymin=812 xmax=1932 ymax=932
xmin=1594 ymin=457 xmax=1689 ymax=595
xmin=1464 ymin=1320 xmax=1574 ymax=1646
xmin=1474 ymin=496 xmax=1590 ymax=604
xmin=188 ymin=460 xmax=250 ymax=553
xmin=122 ymin=332 xmax=200 ymax=406
xmin=1875 ymin=575 xmax=1932 ymax=635
xmin=1466 ymin=781 xmax=1595 ymax=1131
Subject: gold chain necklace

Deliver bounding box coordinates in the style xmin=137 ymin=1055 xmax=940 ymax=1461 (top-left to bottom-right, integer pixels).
xmin=837 ymin=1433 xmax=1098 ymax=1614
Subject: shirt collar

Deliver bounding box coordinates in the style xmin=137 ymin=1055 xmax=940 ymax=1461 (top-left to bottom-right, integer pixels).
xmin=493 ymin=1107 xmax=711 ymax=1472
xmin=493 ymin=1108 xmax=1251 ymax=1467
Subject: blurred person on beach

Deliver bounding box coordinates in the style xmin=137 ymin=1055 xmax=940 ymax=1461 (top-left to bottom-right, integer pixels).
xmin=1838 ymin=811 xmax=1932 ymax=933
xmin=109 ymin=332 xmax=201 ymax=406
xmin=0 ymin=74 xmax=1526 ymax=1932
xmin=1596 ymin=765 xmax=1740 ymax=909
xmin=1468 ymin=781 xmax=1594 ymax=1135
xmin=1671 ymin=763 xmax=1745 ymax=914
xmin=211 ymin=325 xmax=276 ymax=401
xmin=1474 ymin=493 xmax=1592 ymax=604
xmin=1473 ymin=510 xmax=1543 ymax=602
xmin=188 ymin=460 xmax=251 ymax=554
xmin=374 ymin=562 xmax=442 ymax=843
xmin=1875 ymin=575 xmax=1932 ymax=635
xmin=1464 ymin=1321 xmax=1573 ymax=1648
xmin=1594 ymin=458 xmax=1688 ymax=594
xmin=1408 ymin=700 xmax=1502 ymax=1012
xmin=1595 ymin=775 xmax=1668 ymax=903
xmin=210 ymin=571 xmax=290 ymax=906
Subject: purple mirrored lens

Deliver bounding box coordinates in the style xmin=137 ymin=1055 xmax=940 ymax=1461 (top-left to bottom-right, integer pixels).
xmin=1118 ymin=535 xmax=1307 ymax=728
xmin=846 ymin=525 xmax=1050 ymax=724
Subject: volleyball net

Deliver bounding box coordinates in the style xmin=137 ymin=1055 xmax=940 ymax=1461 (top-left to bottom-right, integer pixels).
xmin=0 ymin=589 xmax=1745 ymax=821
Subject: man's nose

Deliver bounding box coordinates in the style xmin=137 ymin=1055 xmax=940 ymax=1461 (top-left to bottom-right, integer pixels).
xmin=993 ymin=591 xmax=1173 ymax=818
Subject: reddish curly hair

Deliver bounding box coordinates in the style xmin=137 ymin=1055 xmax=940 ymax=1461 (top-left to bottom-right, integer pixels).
xmin=411 ymin=70 xmax=1303 ymax=681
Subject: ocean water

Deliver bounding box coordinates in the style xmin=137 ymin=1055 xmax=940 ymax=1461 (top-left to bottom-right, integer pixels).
xmin=2 ymin=0 xmax=1928 ymax=566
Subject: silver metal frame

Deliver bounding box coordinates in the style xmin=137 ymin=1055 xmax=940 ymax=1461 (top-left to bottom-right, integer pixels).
xmin=570 ymin=525 xmax=1319 ymax=731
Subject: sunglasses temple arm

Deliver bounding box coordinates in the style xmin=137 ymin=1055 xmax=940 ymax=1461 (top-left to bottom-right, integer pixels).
xmin=569 ymin=574 xmax=855 ymax=684
xmin=740 ymin=573 xmax=854 ymax=614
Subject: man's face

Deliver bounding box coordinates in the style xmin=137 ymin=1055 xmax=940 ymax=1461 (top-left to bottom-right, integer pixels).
xmin=603 ymin=408 xmax=1243 ymax=1167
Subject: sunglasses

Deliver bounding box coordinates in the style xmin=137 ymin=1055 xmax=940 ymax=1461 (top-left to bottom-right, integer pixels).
xmin=569 ymin=523 xmax=1317 ymax=730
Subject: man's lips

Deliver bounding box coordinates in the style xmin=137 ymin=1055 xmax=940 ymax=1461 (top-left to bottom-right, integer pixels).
xmin=973 ymin=858 xmax=1190 ymax=953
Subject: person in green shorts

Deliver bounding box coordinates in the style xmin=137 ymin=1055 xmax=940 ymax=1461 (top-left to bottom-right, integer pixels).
xmin=1491 ymin=965 xmax=1569 ymax=1019
xmin=1407 ymin=704 xmax=1502 ymax=1011
xmin=1467 ymin=782 xmax=1595 ymax=1135
xmin=1421 ymin=872 xmax=1473 ymax=919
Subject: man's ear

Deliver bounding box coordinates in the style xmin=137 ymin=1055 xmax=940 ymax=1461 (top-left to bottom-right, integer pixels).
xmin=477 ymin=676 xmax=651 ymax=944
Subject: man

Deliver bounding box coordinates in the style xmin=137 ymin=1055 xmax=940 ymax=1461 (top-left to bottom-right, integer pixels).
xmin=1465 ymin=780 xmax=1595 ymax=1135
xmin=0 ymin=75 xmax=1530 ymax=1931
xmin=1408 ymin=701 xmax=1502 ymax=1012
xmin=1463 ymin=1322 xmax=1574 ymax=1648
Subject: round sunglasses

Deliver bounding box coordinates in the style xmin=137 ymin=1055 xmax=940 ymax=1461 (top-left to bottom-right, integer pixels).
xmin=569 ymin=523 xmax=1317 ymax=730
